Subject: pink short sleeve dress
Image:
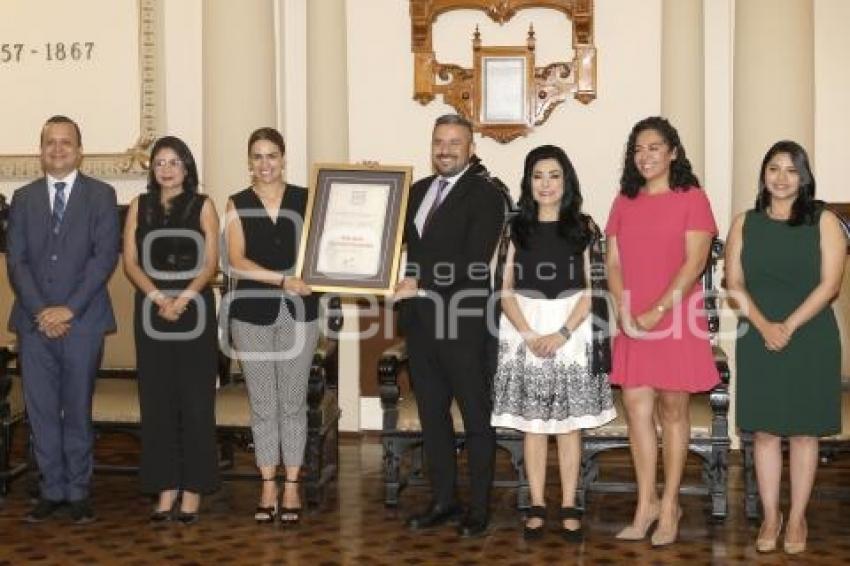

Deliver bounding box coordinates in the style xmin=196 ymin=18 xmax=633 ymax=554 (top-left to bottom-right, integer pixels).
xmin=604 ymin=187 xmax=720 ymax=392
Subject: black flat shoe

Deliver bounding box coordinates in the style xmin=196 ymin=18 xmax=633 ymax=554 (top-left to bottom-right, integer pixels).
xmin=150 ymin=509 xmax=172 ymax=523
xmin=559 ymin=506 xmax=583 ymax=542
xmin=279 ymin=478 xmax=301 ymax=525
xmin=23 ymin=499 xmax=64 ymax=523
xmin=176 ymin=512 xmax=198 ymax=525
xmin=405 ymin=503 xmax=462 ymax=531
xmin=150 ymin=493 xmax=178 ymax=523
xmin=523 ymin=506 xmax=547 ymax=540
xmin=255 ymin=477 xmax=278 ymax=523
xmin=69 ymin=499 xmax=96 ymax=525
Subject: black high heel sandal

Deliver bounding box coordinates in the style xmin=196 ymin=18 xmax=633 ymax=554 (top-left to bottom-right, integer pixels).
xmin=255 ymin=478 xmax=278 ymax=524
xmin=559 ymin=507 xmax=583 ymax=542
xmin=279 ymin=478 xmax=302 ymax=525
xmin=523 ymin=506 xmax=547 ymax=540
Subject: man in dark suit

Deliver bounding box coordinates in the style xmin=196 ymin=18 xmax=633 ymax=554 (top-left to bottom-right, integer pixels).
xmin=394 ymin=114 xmax=505 ymax=537
xmin=7 ymin=115 xmax=119 ymax=523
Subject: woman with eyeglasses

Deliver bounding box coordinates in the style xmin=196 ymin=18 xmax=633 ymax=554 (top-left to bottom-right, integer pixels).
xmin=123 ymin=136 xmax=221 ymax=523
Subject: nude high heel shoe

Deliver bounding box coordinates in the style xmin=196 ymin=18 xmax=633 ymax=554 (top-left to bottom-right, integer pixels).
xmin=650 ymin=508 xmax=683 ymax=547
xmin=783 ymin=518 xmax=807 ymax=555
xmin=615 ymin=508 xmax=660 ymax=541
xmin=755 ymin=513 xmax=783 ymax=553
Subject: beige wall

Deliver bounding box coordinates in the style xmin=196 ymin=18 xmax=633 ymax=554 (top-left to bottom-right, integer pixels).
xmin=345 ymin=0 xmax=662 ymax=224
xmin=732 ymin=0 xmax=815 ymax=217
xmin=662 ymin=0 xmax=704 ymax=182
xmin=814 ymin=0 xmax=850 ymax=203
xmin=307 ymin=0 xmax=349 ymax=166
xmin=0 ymin=0 xmax=204 ymax=203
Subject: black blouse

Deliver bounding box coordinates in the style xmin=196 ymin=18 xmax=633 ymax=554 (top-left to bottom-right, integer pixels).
xmin=135 ymin=192 xmax=208 ymax=290
xmin=512 ymin=221 xmax=587 ymax=299
xmin=228 ymin=185 xmax=318 ymax=324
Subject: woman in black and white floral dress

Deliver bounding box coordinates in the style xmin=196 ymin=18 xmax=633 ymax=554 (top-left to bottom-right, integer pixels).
xmin=491 ymin=145 xmax=615 ymax=541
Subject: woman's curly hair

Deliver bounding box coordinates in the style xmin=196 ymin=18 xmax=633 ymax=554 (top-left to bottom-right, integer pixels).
xmin=619 ymin=116 xmax=700 ymax=198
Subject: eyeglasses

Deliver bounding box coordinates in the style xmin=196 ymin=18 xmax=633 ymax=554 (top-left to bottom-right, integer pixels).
xmin=153 ymin=158 xmax=183 ymax=169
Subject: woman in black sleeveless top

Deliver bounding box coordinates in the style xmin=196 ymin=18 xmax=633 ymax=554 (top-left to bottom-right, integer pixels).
xmin=224 ymin=127 xmax=319 ymax=525
xmin=490 ymin=145 xmax=615 ymax=540
xmin=123 ymin=136 xmax=220 ymax=523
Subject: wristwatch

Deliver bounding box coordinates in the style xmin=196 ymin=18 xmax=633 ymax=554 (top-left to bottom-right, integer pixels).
xmin=654 ymin=303 xmax=666 ymax=314
xmin=558 ymin=325 xmax=572 ymax=340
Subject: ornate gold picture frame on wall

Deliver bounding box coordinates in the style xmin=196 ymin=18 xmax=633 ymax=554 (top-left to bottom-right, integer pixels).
xmin=410 ymin=0 xmax=596 ymax=143
xmin=0 ymin=0 xmax=160 ymax=180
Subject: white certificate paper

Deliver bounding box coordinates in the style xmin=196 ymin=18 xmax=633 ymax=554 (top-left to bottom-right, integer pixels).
xmin=316 ymin=183 xmax=390 ymax=277
xmin=483 ymin=57 xmax=526 ymax=123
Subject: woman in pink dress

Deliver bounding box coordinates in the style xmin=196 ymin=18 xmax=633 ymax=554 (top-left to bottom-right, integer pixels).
xmin=605 ymin=117 xmax=719 ymax=546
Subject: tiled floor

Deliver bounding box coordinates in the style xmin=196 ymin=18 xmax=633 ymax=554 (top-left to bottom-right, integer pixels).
xmin=1 ymin=435 xmax=849 ymax=565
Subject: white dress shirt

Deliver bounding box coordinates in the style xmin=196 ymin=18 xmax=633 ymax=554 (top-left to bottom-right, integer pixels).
xmin=414 ymin=165 xmax=469 ymax=236
xmin=46 ymin=170 xmax=79 ymax=212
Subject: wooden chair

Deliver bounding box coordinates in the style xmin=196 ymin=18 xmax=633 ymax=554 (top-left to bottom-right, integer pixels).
xmin=377 ymin=341 xmax=530 ymax=509
xmin=0 ymin=194 xmax=27 ymax=495
xmin=0 ymin=345 xmax=26 ymax=497
xmin=741 ymin=204 xmax=850 ymax=518
xmin=578 ymin=238 xmax=732 ymax=520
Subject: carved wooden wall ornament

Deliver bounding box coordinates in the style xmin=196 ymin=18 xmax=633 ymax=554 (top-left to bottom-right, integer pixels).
xmin=410 ymin=0 xmax=596 ymax=143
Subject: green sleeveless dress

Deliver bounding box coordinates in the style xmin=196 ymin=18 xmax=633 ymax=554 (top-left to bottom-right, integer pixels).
xmin=735 ymin=209 xmax=841 ymax=436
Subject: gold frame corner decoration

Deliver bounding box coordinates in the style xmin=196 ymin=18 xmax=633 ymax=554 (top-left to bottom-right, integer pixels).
xmin=0 ymin=0 xmax=159 ymax=180
xmin=296 ymin=163 xmax=413 ymax=296
xmin=410 ymin=0 xmax=596 ymax=143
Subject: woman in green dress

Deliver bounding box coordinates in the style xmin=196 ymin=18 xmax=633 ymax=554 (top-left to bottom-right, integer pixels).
xmin=726 ymin=140 xmax=846 ymax=555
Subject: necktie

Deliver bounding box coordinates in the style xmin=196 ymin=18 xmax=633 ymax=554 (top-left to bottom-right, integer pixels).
xmin=52 ymin=181 xmax=66 ymax=235
xmin=422 ymin=178 xmax=449 ymax=234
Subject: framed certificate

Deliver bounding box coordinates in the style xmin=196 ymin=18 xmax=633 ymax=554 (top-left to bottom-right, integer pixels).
xmin=481 ymin=55 xmax=527 ymax=123
xmin=296 ymin=164 xmax=412 ymax=295
xmin=472 ymin=45 xmax=535 ymax=141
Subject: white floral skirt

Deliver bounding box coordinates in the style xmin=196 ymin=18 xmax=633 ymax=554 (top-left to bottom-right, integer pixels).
xmin=491 ymin=292 xmax=616 ymax=434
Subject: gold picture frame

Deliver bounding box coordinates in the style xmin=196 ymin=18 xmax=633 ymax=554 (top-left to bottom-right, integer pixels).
xmin=0 ymin=0 xmax=159 ymax=180
xmin=296 ymin=164 xmax=412 ymax=296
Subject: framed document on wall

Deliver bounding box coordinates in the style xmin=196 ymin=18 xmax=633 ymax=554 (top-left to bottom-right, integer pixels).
xmin=474 ymin=45 xmax=535 ymax=126
xmin=296 ymin=164 xmax=412 ymax=296
xmin=0 ymin=0 xmax=160 ymax=180
xmin=481 ymin=55 xmax=528 ymax=123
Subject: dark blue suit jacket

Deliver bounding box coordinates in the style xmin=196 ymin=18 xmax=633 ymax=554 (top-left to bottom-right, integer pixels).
xmin=6 ymin=172 xmax=119 ymax=334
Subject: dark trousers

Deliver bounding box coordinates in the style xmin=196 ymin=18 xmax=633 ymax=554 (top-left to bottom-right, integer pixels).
xmin=406 ymin=319 xmax=495 ymax=520
xmin=19 ymin=325 xmax=103 ymax=502
xmin=134 ymin=291 xmax=219 ymax=494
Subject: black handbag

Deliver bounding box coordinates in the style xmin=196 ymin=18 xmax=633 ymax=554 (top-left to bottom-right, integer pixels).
xmin=587 ymin=222 xmax=613 ymax=375
xmin=477 ymin=161 xmax=516 ymax=381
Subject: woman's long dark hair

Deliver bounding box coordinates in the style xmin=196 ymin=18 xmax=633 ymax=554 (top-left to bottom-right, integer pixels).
xmin=145 ymin=136 xmax=200 ymax=223
xmin=619 ymin=116 xmax=700 ymax=198
xmin=513 ymin=145 xmax=591 ymax=250
xmin=755 ymin=140 xmax=819 ymax=226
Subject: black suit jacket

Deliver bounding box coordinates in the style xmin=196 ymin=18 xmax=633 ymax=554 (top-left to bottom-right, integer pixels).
xmin=400 ymin=167 xmax=505 ymax=338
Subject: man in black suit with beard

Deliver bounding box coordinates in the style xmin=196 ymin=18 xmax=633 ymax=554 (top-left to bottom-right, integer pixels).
xmin=394 ymin=114 xmax=505 ymax=538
